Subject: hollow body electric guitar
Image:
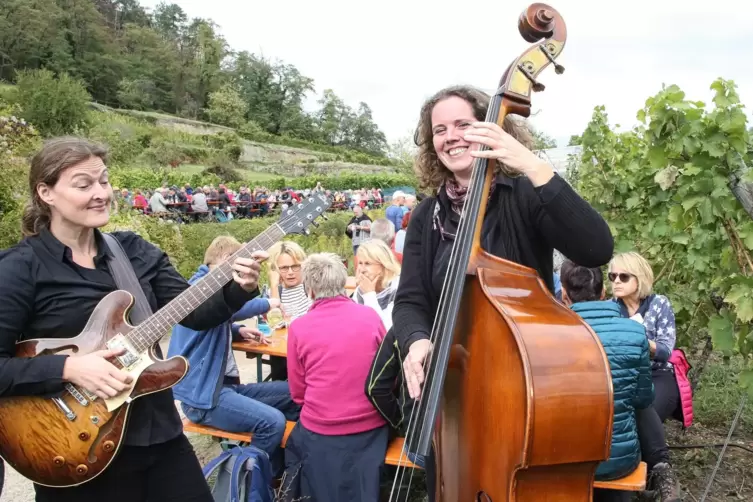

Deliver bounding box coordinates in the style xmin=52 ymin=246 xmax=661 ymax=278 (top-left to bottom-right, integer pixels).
xmin=0 ymin=195 xmax=330 ymax=488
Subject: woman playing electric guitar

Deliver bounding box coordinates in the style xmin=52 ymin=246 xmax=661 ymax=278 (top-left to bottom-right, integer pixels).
xmin=0 ymin=137 xmax=266 ymax=502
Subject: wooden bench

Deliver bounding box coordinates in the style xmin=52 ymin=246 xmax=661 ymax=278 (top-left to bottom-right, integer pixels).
xmin=183 ymin=418 xmax=418 ymax=468
xmin=593 ymin=461 xmax=647 ymax=491
xmin=183 ymin=418 xmax=645 ymax=489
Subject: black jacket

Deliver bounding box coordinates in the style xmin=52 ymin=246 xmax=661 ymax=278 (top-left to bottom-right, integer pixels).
xmin=392 ymin=173 xmax=614 ymax=355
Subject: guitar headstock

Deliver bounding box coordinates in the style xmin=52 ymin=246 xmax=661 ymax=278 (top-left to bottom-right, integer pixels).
xmin=278 ymin=193 xmax=332 ymax=235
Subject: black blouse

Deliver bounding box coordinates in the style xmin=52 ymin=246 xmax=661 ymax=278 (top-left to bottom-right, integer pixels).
xmin=392 ymin=173 xmax=615 ymax=355
xmin=0 ymin=227 xmax=257 ymax=446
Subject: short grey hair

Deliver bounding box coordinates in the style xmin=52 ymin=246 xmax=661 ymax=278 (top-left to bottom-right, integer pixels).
xmin=370 ymin=218 xmax=395 ymax=245
xmin=301 ymin=252 xmax=348 ymax=300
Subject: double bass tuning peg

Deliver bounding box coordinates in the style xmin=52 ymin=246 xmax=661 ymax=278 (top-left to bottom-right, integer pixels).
xmin=538 ymin=45 xmax=565 ymax=75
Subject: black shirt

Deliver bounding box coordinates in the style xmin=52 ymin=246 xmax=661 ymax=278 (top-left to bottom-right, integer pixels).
xmin=392 ymin=173 xmax=615 ymax=355
xmin=0 ymin=227 xmax=257 ymax=446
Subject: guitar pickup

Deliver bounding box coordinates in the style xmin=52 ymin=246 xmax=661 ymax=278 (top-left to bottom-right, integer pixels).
xmin=106 ymin=334 xmax=141 ymax=369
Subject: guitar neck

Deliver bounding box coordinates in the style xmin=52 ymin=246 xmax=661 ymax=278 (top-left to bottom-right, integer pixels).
xmin=126 ymin=223 xmax=285 ymax=351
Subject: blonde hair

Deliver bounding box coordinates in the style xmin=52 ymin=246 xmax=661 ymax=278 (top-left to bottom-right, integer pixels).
xmin=302 ymin=252 xmax=347 ymax=300
xmin=357 ymin=239 xmax=401 ymax=289
xmin=413 ymin=85 xmax=534 ymax=193
xmin=204 ymin=235 xmax=242 ymax=266
xmin=267 ymin=240 xmax=307 ymax=272
xmin=609 ymin=251 xmax=654 ymax=299
xmin=22 ymin=136 xmax=109 ymax=237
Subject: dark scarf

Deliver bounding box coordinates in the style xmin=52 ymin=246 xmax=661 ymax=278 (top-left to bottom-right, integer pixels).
xmin=442 ymin=177 xmax=496 ymax=213
xmin=435 ymin=177 xmax=497 ymax=240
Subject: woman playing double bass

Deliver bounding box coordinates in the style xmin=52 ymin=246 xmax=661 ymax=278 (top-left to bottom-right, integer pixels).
xmin=391 ymin=85 xmax=615 ymax=495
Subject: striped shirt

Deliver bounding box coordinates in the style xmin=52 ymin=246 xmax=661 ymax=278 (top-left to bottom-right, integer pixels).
xmin=281 ymin=284 xmax=312 ymax=321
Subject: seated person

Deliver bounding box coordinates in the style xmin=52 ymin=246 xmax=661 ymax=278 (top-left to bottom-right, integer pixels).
xmin=559 ymin=259 xmax=654 ymax=502
xmin=281 ymin=253 xmax=389 ymax=502
xmin=265 ymin=240 xmax=311 ymax=380
xmin=352 ymin=239 xmax=401 ymax=330
xmin=167 ymin=236 xmax=300 ymax=473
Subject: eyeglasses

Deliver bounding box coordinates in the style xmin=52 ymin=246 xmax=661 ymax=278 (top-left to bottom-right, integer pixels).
xmin=278 ymin=264 xmax=301 ymax=273
xmin=608 ymin=272 xmax=634 ymax=283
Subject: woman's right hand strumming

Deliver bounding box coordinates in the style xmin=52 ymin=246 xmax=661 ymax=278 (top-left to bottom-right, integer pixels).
xmin=62 ymin=348 xmax=134 ymax=400
xmin=403 ymin=339 xmax=433 ymax=400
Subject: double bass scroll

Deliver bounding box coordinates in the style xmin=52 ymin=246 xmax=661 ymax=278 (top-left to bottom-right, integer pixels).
xmin=399 ymin=4 xmax=614 ymax=501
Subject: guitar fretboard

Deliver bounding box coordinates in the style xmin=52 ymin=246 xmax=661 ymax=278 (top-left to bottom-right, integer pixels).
xmin=125 ymin=223 xmax=285 ymax=352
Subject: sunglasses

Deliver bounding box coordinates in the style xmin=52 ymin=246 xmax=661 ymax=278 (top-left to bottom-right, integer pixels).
xmin=608 ymin=272 xmax=634 ymax=283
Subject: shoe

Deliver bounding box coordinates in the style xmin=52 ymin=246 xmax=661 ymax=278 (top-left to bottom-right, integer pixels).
xmin=649 ymin=462 xmax=682 ymax=501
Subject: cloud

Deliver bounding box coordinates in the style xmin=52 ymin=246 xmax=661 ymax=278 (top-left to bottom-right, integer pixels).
xmin=140 ymin=0 xmax=753 ymax=145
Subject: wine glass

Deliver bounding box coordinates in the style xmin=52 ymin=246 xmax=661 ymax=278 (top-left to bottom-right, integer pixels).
xmin=266 ymin=308 xmax=284 ymax=329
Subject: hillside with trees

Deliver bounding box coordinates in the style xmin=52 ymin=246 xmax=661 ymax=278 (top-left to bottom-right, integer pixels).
xmin=0 ymin=0 xmax=391 ymax=158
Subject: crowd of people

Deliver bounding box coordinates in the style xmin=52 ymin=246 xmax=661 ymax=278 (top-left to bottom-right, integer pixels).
xmin=110 ymin=182 xmax=391 ymax=222
xmin=0 ymin=82 xmax=695 ymax=502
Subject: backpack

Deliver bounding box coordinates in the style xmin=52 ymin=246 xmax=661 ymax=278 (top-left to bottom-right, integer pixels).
xmin=202 ymin=444 xmax=275 ymax=502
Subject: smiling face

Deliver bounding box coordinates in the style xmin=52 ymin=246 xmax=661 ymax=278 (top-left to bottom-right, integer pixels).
xmin=431 ymin=96 xmax=477 ymax=182
xmin=37 ymin=156 xmax=113 ymax=230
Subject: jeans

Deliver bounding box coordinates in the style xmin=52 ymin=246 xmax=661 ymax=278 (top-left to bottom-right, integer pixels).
xmin=636 ymin=405 xmax=671 ymax=469
xmin=35 ymin=434 xmax=212 ymax=502
xmin=652 ymin=368 xmax=680 ymax=422
xmin=182 ymin=381 xmax=300 ymax=457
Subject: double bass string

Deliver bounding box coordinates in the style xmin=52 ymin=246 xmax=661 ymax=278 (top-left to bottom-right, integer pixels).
xmin=388 ymin=102 xmax=498 ymax=500
xmin=387 ymin=153 xmax=480 ymax=500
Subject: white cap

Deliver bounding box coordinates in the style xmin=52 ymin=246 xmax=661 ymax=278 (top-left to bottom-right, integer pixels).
xmin=392 ymin=190 xmax=406 ymax=199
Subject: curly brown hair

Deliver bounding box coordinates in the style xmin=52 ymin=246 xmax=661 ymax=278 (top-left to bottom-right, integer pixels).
xmin=412 ymin=85 xmax=535 ymax=193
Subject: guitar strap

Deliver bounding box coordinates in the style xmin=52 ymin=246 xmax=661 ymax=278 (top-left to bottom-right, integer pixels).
xmin=102 ymin=233 xmax=154 ymax=326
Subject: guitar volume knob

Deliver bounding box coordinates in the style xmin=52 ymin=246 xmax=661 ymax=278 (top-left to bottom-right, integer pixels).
xmin=103 ymin=441 xmax=114 ymax=452
xmin=76 ymin=464 xmax=88 ymax=475
xmin=53 ymin=456 xmax=65 ymax=467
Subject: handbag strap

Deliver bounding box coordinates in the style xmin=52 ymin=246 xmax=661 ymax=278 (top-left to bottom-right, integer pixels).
xmin=102 ymin=233 xmax=153 ymax=325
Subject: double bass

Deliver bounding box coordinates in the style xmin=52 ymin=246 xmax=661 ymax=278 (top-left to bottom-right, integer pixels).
xmin=393 ymin=4 xmax=614 ymax=501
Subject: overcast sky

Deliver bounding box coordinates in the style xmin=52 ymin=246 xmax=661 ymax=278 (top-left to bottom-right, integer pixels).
xmin=140 ymin=0 xmax=753 ymax=147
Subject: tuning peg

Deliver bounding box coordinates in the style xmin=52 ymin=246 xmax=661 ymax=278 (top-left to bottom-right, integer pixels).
xmin=320 ymin=214 xmax=328 ymax=221
xmin=310 ymin=220 xmax=319 ymax=228
xmin=539 ymin=45 xmax=565 ymax=75
xmin=304 ymin=228 xmax=311 ymax=236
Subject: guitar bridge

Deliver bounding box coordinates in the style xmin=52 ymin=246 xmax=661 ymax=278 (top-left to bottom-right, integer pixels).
xmin=65 ymin=383 xmax=89 ymax=406
xmin=106 ymin=334 xmax=141 ymax=369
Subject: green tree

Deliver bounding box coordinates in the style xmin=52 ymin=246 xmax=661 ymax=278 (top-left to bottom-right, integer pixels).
xmin=15 ymin=69 xmax=91 ymax=135
xmin=531 ymin=127 xmax=557 ymax=150
xmin=204 ymin=84 xmax=247 ymax=128
xmin=568 ymin=134 xmax=582 ymax=146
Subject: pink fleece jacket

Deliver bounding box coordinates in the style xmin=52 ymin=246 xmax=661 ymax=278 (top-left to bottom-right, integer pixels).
xmin=287 ymin=295 xmax=387 ymax=435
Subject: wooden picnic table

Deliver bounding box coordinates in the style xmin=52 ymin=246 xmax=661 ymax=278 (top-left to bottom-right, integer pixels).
xmin=232 ymin=326 xmax=288 ymax=383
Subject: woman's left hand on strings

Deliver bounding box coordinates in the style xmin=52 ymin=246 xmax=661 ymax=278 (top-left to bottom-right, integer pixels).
xmin=231 ymin=251 xmax=268 ymax=292
xmin=464 ymin=121 xmax=555 ymax=187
